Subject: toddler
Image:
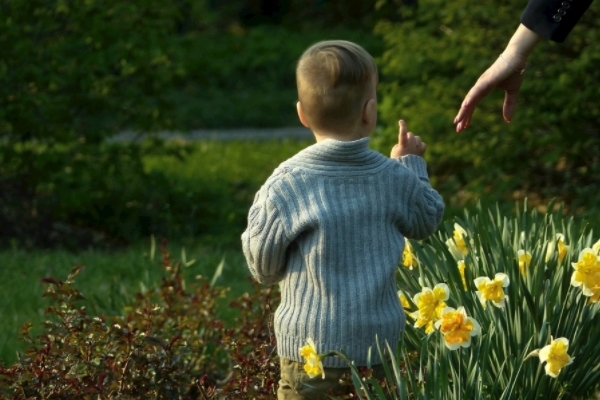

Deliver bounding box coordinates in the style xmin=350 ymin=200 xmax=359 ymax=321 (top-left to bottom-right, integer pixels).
xmin=241 ymin=40 xmax=445 ymax=399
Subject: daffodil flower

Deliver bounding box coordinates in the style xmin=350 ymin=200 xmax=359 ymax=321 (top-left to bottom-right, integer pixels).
xmin=474 ymin=273 xmax=510 ymax=308
xmin=445 ymin=223 xmax=469 ymax=259
xmin=457 ymin=260 xmax=467 ymax=290
xmin=517 ymin=250 xmax=532 ymax=276
xmin=402 ymin=240 xmax=418 ymax=270
xmin=545 ymin=234 xmax=569 ymax=263
xmin=409 ymin=283 xmax=449 ymax=334
xmin=538 ymin=337 xmax=574 ymax=378
xmin=435 ymin=306 xmax=481 ymax=350
xmin=398 ymin=290 xmax=411 ymax=309
xmin=571 ymin=248 xmax=600 ymax=297
xmin=592 ymin=238 xmax=600 ymax=255
xmin=299 ymin=338 xmax=325 ymax=379
xmin=589 ymin=290 xmax=600 ymax=304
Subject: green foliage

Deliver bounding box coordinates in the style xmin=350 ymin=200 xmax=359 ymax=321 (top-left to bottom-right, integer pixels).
xmin=168 ymin=25 xmax=384 ymax=129
xmin=0 ymin=241 xmax=279 ymax=399
xmin=0 ymin=0 xmax=383 ymax=247
xmin=0 ymin=0 xmax=191 ymax=247
xmin=372 ymin=0 xmax=600 ymax=215
xmin=0 ymin=0 xmax=184 ymax=142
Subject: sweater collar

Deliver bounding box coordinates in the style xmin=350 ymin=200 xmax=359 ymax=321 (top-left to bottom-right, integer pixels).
xmin=284 ymin=137 xmax=389 ymax=174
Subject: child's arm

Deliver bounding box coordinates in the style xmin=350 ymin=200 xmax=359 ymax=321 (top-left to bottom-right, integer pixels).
xmin=241 ymin=180 xmax=291 ymax=285
xmin=389 ymin=120 xmax=445 ymax=239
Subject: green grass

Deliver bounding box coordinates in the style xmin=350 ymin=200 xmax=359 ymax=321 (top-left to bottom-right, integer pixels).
xmin=143 ymin=138 xmax=314 ymax=190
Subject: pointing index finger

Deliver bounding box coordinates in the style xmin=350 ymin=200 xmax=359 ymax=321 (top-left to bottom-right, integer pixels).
xmin=399 ymin=120 xmax=408 ymax=145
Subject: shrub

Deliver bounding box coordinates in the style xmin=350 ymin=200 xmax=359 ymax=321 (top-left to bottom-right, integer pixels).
xmin=0 ymin=240 xmax=279 ymax=399
xmin=0 ymin=0 xmax=193 ymax=248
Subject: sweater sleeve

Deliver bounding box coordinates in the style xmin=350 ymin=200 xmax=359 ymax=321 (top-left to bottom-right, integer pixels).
xmin=241 ymin=181 xmax=291 ymax=285
xmin=394 ymin=155 xmax=445 ymax=240
xmin=520 ymin=0 xmax=593 ymax=43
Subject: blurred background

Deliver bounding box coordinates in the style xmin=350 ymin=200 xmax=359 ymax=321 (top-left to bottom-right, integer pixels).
xmin=1 ymin=0 xmax=599 ymax=250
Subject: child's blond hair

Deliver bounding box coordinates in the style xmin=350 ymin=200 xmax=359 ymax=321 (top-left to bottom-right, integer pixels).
xmin=296 ymin=40 xmax=377 ymax=133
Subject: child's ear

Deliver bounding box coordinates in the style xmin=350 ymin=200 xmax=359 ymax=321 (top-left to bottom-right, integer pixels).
xmin=296 ymin=101 xmax=310 ymax=128
xmin=362 ymin=98 xmax=377 ymax=126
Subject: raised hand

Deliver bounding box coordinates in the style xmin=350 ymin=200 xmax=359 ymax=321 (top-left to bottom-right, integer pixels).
xmin=390 ymin=120 xmax=426 ymax=158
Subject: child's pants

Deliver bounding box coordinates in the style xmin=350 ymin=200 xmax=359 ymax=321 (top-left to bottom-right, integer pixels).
xmin=277 ymin=358 xmax=388 ymax=400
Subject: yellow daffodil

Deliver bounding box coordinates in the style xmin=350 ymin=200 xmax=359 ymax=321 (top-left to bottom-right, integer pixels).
xmin=592 ymin=239 xmax=600 ymax=255
xmin=409 ymin=283 xmax=449 ymax=334
xmin=398 ymin=290 xmax=411 ymax=309
xmin=545 ymin=234 xmax=569 ymax=263
xmin=589 ymin=291 xmax=600 ymax=304
xmin=558 ymin=238 xmax=569 ymax=262
xmin=474 ymin=273 xmax=510 ymax=308
xmin=538 ymin=337 xmax=574 ymax=378
xmin=518 ymin=250 xmax=532 ymax=276
xmin=402 ymin=240 xmax=418 ymax=270
xmin=435 ymin=306 xmax=481 ymax=350
xmin=457 ymin=260 xmax=467 ymax=290
xmin=571 ymin=248 xmax=600 ymax=298
xmin=445 ymin=223 xmax=469 ymax=259
xmin=299 ymin=338 xmax=325 ymax=379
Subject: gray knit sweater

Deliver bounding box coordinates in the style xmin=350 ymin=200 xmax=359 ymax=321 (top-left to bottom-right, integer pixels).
xmin=241 ymin=137 xmax=444 ymax=368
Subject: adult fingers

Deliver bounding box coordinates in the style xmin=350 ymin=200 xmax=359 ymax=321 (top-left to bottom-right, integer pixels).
xmin=502 ymin=90 xmax=519 ymax=123
xmin=454 ymin=92 xmax=482 ymax=132
xmin=500 ymin=75 xmax=524 ymax=122
xmin=454 ymin=67 xmax=502 ymax=131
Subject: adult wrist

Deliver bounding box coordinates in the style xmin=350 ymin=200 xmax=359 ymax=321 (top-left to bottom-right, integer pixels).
xmin=499 ymin=53 xmax=526 ymax=75
xmin=505 ymin=24 xmax=543 ymax=61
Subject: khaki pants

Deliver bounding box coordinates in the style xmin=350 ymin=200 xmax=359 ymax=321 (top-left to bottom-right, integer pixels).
xmin=277 ymin=358 xmax=389 ymax=400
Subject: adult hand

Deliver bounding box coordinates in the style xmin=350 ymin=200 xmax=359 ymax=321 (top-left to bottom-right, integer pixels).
xmin=453 ymin=55 xmax=526 ymax=132
xmin=453 ymin=24 xmax=542 ymax=132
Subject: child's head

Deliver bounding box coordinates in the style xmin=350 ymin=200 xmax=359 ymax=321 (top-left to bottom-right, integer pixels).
xmin=296 ymin=40 xmax=378 ymax=136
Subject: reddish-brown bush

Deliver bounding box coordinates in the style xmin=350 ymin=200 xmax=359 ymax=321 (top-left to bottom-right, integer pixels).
xmin=0 ymin=241 xmax=279 ymax=399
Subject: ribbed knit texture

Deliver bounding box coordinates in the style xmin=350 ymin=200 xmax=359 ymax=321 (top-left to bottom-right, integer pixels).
xmin=242 ymin=137 xmax=444 ymax=368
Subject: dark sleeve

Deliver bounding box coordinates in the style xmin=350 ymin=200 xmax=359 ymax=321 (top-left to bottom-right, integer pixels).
xmin=520 ymin=0 xmax=594 ymax=42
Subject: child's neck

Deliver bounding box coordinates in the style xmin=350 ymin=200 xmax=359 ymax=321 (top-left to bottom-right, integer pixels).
xmin=313 ymin=127 xmax=372 ymax=143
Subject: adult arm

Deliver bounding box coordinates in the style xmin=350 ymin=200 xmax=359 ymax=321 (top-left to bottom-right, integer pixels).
xmin=454 ymin=0 xmax=594 ymax=132
xmin=454 ymin=24 xmax=541 ymax=131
